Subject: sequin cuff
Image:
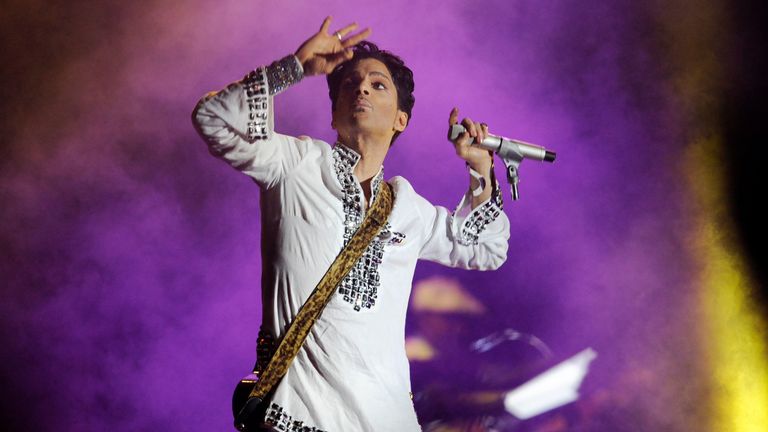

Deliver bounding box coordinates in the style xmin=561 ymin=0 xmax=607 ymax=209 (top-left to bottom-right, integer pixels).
xmin=454 ymin=182 xmax=504 ymax=246
xmin=264 ymin=403 xmax=326 ymax=432
xmin=242 ymin=68 xmax=269 ymax=141
xmin=265 ymin=55 xmax=304 ymax=95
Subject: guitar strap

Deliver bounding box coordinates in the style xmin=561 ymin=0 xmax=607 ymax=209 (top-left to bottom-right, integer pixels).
xmin=235 ymin=181 xmax=395 ymax=428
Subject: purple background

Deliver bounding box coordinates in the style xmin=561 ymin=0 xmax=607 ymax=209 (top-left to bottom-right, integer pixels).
xmin=2 ymin=0 xmax=760 ymax=430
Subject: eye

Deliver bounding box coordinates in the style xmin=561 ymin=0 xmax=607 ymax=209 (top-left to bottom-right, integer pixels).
xmin=342 ymin=76 xmax=360 ymax=88
xmin=373 ymin=81 xmax=387 ymax=90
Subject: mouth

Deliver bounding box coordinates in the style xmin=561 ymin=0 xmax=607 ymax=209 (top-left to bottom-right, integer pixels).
xmin=352 ymin=98 xmax=372 ymax=111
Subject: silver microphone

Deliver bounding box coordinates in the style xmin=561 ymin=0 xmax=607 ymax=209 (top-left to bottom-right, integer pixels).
xmin=448 ymin=124 xmax=556 ymax=162
xmin=448 ymin=124 xmax=556 ymax=200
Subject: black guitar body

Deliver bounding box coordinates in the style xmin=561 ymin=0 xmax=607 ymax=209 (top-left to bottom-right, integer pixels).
xmin=232 ymin=373 xmax=269 ymax=431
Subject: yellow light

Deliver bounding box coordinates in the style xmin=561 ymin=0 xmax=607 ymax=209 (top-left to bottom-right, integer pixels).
xmin=685 ymin=136 xmax=768 ymax=431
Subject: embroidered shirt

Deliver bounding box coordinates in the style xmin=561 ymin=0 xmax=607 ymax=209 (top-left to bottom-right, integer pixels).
xmin=192 ymin=56 xmax=509 ymax=432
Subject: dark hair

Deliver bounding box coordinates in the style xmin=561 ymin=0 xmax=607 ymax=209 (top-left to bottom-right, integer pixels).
xmin=327 ymin=41 xmax=415 ymax=144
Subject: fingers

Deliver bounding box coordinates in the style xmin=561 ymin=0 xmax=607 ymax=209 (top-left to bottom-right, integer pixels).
xmin=449 ymin=107 xmax=459 ymax=125
xmin=335 ymin=22 xmax=359 ymax=38
xmin=469 ymin=121 xmax=487 ymax=144
xmin=461 ymin=117 xmax=477 ymax=142
xmin=450 ymin=108 xmax=487 ymax=146
xmin=325 ymin=49 xmax=355 ymax=71
xmin=449 ymin=108 xmax=469 ymax=149
xmin=320 ymin=16 xmax=332 ymax=33
xmin=342 ymin=27 xmax=372 ymax=48
xmin=479 ymin=123 xmax=489 ymax=144
xmin=448 ymin=109 xmax=493 ymax=163
xmin=451 ymin=110 xmax=471 ymax=148
xmin=326 ymin=49 xmax=355 ymax=67
xmin=456 ymin=116 xmax=489 ymax=145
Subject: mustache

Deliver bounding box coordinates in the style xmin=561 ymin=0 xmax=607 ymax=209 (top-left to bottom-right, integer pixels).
xmin=353 ymin=97 xmax=372 ymax=109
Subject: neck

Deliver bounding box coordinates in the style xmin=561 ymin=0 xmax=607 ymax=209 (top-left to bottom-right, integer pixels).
xmin=339 ymin=133 xmax=390 ymax=182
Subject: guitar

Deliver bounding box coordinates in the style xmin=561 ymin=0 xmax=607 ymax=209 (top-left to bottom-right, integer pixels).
xmin=231 ymin=372 xmax=270 ymax=431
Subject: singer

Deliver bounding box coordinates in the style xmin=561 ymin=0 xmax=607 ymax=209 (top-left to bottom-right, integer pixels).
xmin=192 ymin=17 xmax=510 ymax=431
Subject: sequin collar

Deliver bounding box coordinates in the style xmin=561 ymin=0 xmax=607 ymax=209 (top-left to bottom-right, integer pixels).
xmin=331 ymin=143 xmax=388 ymax=311
xmin=332 ymin=143 xmax=384 ymax=206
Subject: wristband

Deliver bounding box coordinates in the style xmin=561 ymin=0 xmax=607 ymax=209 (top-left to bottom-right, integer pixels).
xmin=467 ymin=165 xmax=487 ymax=197
xmin=265 ymin=54 xmax=304 ymax=96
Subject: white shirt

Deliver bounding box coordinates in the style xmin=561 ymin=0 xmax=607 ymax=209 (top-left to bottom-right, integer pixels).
xmin=193 ymin=62 xmax=509 ymax=432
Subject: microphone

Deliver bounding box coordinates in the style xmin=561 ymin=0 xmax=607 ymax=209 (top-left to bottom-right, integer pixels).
xmin=448 ymin=124 xmax=556 ymax=200
xmin=448 ymin=124 xmax=556 ymax=163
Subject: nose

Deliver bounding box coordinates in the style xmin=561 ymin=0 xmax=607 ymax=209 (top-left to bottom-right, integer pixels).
xmin=355 ymin=80 xmax=370 ymax=96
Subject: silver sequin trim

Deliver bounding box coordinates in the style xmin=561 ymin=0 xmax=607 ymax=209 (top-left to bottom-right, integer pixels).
xmin=242 ymin=56 xmax=302 ymax=142
xmin=264 ymin=403 xmax=326 ymax=432
xmin=242 ymin=68 xmax=269 ymax=141
xmin=265 ymin=55 xmax=304 ymax=96
xmin=332 ymin=145 xmax=404 ymax=311
xmin=456 ymin=183 xmax=504 ymax=246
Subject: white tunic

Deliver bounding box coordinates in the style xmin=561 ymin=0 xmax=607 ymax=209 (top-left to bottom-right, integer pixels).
xmin=192 ymin=60 xmax=510 ymax=432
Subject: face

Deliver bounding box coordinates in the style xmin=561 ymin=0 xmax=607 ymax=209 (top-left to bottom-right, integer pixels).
xmin=331 ymin=58 xmax=408 ymax=146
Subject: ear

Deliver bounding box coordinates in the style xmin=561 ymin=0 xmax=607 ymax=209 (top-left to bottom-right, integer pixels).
xmin=393 ymin=110 xmax=408 ymax=132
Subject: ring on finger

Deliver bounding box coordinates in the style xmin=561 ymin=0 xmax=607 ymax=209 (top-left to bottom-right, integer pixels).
xmin=334 ymin=31 xmax=343 ymax=41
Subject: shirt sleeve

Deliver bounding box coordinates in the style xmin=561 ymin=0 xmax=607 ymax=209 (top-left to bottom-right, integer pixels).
xmin=191 ymin=55 xmax=312 ymax=189
xmin=416 ymin=181 xmax=510 ymax=270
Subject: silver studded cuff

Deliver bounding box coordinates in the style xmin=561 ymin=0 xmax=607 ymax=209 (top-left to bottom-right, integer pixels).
xmin=264 ymin=402 xmax=327 ymax=432
xmin=242 ymin=68 xmax=269 ymax=141
xmin=265 ymin=54 xmax=304 ymax=96
xmin=456 ymin=182 xmax=504 ymax=246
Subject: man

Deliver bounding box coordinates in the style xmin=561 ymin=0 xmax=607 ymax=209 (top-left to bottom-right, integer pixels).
xmin=192 ymin=17 xmax=510 ymax=431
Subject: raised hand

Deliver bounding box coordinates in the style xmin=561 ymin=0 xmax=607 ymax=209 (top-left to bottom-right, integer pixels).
xmin=448 ymin=107 xmax=493 ymax=170
xmin=295 ymin=16 xmax=372 ymax=76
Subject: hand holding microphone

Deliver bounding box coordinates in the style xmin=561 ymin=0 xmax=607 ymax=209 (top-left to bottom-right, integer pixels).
xmin=448 ymin=107 xmax=496 ymax=171
xmin=447 ymin=108 xmax=556 ymax=200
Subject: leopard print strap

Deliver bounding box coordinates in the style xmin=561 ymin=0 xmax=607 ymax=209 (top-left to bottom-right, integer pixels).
xmin=248 ymin=182 xmax=394 ymax=400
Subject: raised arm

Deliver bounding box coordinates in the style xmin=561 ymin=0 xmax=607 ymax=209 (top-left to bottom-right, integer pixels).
xmin=414 ymin=108 xmax=510 ymax=270
xmin=449 ymin=107 xmax=495 ymax=209
xmin=191 ymin=17 xmax=370 ymax=188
